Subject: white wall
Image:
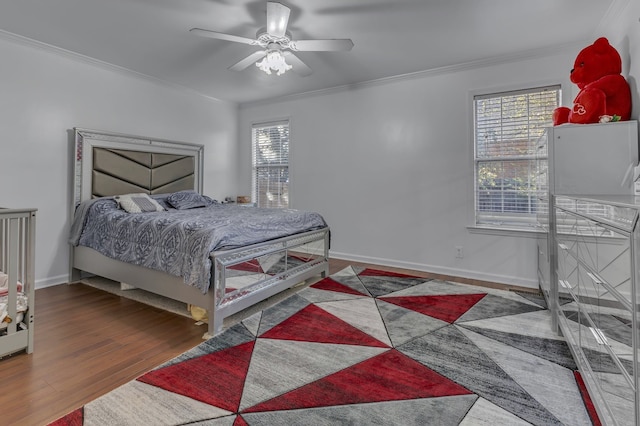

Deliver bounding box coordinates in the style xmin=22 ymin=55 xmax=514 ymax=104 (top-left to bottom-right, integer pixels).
xmin=0 ymin=34 xmax=239 ymax=288
xmin=239 ymin=52 xmax=586 ymax=289
xmin=239 ymin=7 xmax=640 ymax=289
xmin=610 ymin=0 xmax=640 ymax=120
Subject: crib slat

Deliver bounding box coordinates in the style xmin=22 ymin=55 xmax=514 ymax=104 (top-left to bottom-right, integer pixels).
xmin=6 ymin=218 xmax=18 ymax=335
xmin=25 ymin=210 xmax=36 ymax=353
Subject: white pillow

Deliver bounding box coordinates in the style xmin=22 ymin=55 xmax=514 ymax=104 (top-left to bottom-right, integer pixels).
xmin=115 ymin=193 xmax=165 ymax=213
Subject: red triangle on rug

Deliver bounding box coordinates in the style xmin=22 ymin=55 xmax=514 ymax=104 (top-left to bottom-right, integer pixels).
xmin=380 ymin=294 xmax=486 ymax=323
xmin=137 ymin=341 xmax=255 ymax=412
xmin=287 ymin=253 xmax=315 ymax=262
xmin=228 ymin=260 xmax=264 ymax=273
xmin=359 ymin=268 xmax=420 ymax=278
xmin=234 ymin=415 xmax=250 ymax=426
xmin=260 ymin=304 xmax=389 ymax=348
xmin=243 ymin=349 xmax=472 ymax=413
xmin=47 ymin=407 xmax=83 ymax=426
xmin=574 ymin=371 xmax=602 ymax=426
xmin=310 ymin=277 xmax=369 ymax=297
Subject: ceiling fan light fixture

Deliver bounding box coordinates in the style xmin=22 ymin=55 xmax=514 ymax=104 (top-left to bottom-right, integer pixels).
xmin=190 ymin=1 xmax=353 ymax=77
xmin=256 ymin=50 xmax=292 ymax=76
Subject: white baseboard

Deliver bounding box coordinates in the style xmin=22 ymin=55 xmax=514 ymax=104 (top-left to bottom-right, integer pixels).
xmin=35 ymin=274 xmax=69 ymax=290
xmin=34 ymin=253 xmax=539 ymax=291
xmin=329 ymin=251 xmax=538 ymax=290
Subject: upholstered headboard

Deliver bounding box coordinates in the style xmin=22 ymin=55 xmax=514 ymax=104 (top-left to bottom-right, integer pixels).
xmin=73 ymin=128 xmax=204 ymax=207
xmin=92 ymin=147 xmax=195 ymax=197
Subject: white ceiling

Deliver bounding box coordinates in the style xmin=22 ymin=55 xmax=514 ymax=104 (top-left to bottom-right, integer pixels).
xmin=0 ymin=0 xmax=618 ymax=104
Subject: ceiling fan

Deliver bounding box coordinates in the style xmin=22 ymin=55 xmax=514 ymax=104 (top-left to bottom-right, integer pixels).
xmin=190 ymin=1 xmax=354 ymax=76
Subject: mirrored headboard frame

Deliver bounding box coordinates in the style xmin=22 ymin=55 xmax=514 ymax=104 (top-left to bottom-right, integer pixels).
xmin=73 ymin=128 xmax=204 ymax=208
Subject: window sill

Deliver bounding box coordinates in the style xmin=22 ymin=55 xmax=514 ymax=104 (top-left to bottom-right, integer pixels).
xmin=467 ymin=224 xmax=545 ymax=239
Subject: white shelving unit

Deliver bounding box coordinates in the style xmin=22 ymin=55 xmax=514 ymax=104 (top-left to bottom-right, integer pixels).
xmin=553 ymin=195 xmax=639 ymax=426
xmin=535 ymin=121 xmax=639 ymax=331
xmin=535 ymin=121 xmax=640 ymax=425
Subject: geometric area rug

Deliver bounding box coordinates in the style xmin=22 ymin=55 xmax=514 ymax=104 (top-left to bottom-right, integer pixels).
xmin=49 ymin=266 xmax=598 ymax=425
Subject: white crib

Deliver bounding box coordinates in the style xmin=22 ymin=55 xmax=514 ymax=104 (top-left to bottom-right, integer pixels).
xmin=0 ymin=208 xmax=36 ymax=358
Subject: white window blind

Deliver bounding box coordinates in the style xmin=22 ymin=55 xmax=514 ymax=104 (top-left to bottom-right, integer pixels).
xmin=252 ymin=120 xmax=290 ymax=208
xmin=474 ymin=86 xmax=560 ymax=228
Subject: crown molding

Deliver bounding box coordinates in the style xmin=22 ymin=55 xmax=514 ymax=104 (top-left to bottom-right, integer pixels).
xmin=595 ymin=0 xmax=632 ymax=37
xmin=0 ymin=24 xmax=595 ymax=111
xmin=240 ymin=41 xmax=584 ymax=109
xmin=0 ymin=29 xmax=234 ymax=106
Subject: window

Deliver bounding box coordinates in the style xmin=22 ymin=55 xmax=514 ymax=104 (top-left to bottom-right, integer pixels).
xmin=474 ymin=85 xmax=560 ymax=229
xmin=252 ymin=120 xmax=290 ymax=208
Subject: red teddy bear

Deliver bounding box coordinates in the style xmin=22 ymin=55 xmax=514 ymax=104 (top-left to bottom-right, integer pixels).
xmin=553 ymin=37 xmax=632 ymax=125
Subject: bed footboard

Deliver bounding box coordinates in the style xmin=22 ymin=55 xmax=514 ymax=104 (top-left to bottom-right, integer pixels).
xmin=206 ymin=227 xmax=330 ymax=337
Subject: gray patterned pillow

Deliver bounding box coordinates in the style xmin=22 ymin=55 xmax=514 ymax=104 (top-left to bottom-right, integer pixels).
xmin=166 ymin=190 xmax=211 ymax=210
xmin=115 ymin=193 xmax=165 ymax=213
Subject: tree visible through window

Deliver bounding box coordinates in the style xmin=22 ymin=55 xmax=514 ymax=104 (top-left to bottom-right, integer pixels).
xmin=252 ymin=121 xmax=289 ymax=208
xmin=474 ymin=86 xmax=560 ymax=228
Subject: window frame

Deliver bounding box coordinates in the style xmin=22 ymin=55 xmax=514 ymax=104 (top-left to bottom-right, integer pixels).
xmin=470 ymin=84 xmax=561 ymax=233
xmin=251 ymin=119 xmax=291 ymax=209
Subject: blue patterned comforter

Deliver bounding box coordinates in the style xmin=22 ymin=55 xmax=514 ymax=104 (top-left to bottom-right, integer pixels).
xmin=69 ymin=197 xmax=327 ymax=293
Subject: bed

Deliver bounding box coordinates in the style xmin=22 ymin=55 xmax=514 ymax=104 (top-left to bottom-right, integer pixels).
xmin=68 ymin=128 xmax=330 ymax=338
xmin=0 ymin=207 xmax=36 ymax=358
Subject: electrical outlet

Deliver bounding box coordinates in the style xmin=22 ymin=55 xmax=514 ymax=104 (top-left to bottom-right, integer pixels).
xmin=455 ymin=246 xmax=463 ymax=259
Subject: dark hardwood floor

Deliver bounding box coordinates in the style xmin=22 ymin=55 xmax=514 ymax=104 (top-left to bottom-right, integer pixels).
xmin=0 ymin=258 xmax=524 ymax=426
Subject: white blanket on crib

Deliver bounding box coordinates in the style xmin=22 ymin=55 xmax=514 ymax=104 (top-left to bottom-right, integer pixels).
xmin=0 ymin=271 xmax=27 ymax=328
xmin=0 ymin=292 xmax=27 ymax=327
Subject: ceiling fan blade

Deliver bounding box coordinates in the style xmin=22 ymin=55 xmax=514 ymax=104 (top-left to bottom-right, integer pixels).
xmin=283 ymin=52 xmax=313 ymax=77
xmin=190 ymin=28 xmax=258 ymax=46
xmin=229 ymin=50 xmax=267 ymax=71
xmin=289 ymin=39 xmax=354 ymax=52
xmin=266 ymin=2 xmax=290 ymax=38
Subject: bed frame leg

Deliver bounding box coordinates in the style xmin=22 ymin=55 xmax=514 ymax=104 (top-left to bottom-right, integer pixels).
xmin=202 ymin=314 xmax=222 ymax=340
xmin=69 ymin=267 xmax=82 ymax=284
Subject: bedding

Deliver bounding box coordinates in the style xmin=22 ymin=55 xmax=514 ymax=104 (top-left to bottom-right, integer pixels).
xmin=69 ymin=194 xmax=327 ymax=293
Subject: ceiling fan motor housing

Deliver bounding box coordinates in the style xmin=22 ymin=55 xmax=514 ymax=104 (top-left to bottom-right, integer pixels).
xmin=256 ymin=29 xmax=292 ymax=50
